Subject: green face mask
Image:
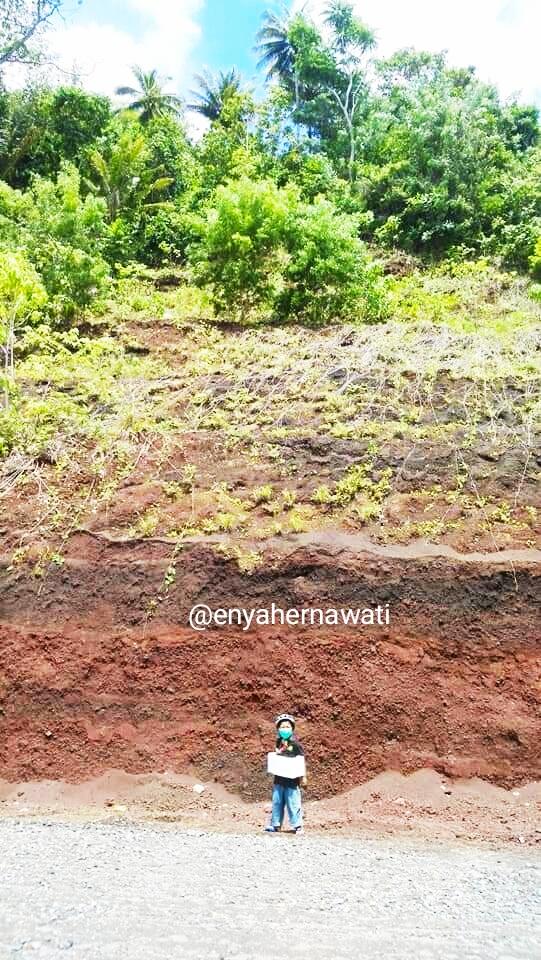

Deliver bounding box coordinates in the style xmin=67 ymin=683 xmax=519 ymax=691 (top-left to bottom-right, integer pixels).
xmin=278 ymin=729 xmax=293 ymax=740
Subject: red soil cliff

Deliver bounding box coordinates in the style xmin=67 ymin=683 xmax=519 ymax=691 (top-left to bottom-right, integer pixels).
xmin=1 ymin=530 xmax=539 ymax=798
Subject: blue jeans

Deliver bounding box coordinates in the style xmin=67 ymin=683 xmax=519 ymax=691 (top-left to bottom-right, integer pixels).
xmin=271 ymin=782 xmax=302 ymax=829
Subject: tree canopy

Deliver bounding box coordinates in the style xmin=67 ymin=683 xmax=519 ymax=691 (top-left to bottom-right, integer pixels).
xmin=0 ymin=0 xmax=538 ymax=338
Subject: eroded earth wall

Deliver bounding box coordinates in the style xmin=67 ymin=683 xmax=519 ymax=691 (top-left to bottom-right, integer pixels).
xmin=0 ymin=531 xmax=540 ymax=798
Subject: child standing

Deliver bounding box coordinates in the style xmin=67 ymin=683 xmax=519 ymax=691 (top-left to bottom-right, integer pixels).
xmin=265 ymin=713 xmax=307 ymax=834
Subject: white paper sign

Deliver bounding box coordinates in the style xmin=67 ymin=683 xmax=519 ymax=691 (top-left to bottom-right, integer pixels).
xmin=267 ymin=752 xmax=306 ymax=778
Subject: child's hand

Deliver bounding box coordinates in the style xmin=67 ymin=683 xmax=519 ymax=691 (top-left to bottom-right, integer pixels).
xmin=301 ymin=776 xmax=307 ymax=787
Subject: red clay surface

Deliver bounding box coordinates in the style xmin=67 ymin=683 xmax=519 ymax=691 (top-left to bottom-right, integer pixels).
xmin=1 ymin=531 xmax=539 ymax=836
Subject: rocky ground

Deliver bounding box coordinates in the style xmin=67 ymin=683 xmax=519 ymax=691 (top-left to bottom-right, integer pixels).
xmin=1 ymin=818 xmax=539 ymax=960
xmin=1 ymin=768 xmax=540 ymax=849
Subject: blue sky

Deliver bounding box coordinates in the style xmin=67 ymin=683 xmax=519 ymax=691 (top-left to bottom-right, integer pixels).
xmin=28 ymin=0 xmax=540 ymax=115
xmin=44 ymin=0 xmax=275 ymax=96
xmin=57 ymin=0 xmax=274 ymax=79
xmin=197 ymin=0 xmax=272 ymax=77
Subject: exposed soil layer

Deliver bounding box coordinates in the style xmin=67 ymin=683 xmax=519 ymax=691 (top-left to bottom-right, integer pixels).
xmin=1 ymin=532 xmax=540 ymax=801
xmin=3 ymin=314 xmax=541 ymax=560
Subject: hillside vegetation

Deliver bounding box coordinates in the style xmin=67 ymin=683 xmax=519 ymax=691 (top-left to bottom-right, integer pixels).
xmin=1 ymin=2 xmax=541 ymax=574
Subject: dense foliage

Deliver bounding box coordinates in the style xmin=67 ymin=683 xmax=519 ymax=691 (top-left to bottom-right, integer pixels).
xmin=0 ymin=0 xmax=539 ymax=350
xmin=190 ymin=176 xmax=387 ymax=323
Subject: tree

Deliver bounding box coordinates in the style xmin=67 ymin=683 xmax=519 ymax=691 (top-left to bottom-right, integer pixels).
xmin=0 ymin=85 xmax=51 ymax=186
xmin=322 ymin=1 xmax=375 ymax=181
xmin=86 ymin=125 xmax=173 ymax=222
xmin=188 ymin=68 xmax=245 ymax=123
xmin=325 ymin=0 xmax=375 ymax=56
xmin=0 ymin=85 xmax=111 ymax=186
xmin=257 ymin=4 xmax=376 ymax=180
xmin=256 ymin=8 xmax=299 ymax=104
xmin=0 ymin=0 xmax=64 ymax=67
xmin=501 ymin=104 xmax=539 ymax=153
xmin=363 ymin=56 xmax=515 ymax=255
xmin=143 ymin=114 xmax=196 ymax=198
xmin=484 ymin=144 xmax=541 ymax=268
xmin=375 ymin=49 xmax=447 ymax=93
xmin=192 ymin=87 xmax=258 ymax=199
xmin=49 ymin=88 xmax=111 ymax=168
xmin=256 ymin=9 xmax=330 ymax=118
xmin=115 ymin=67 xmax=183 ymax=124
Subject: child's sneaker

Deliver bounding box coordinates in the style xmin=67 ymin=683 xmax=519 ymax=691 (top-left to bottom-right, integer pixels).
xmin=264 ymin=825 xmax=280 ymax=832
xmin=293 ymin=826 xmax=304 ymax=834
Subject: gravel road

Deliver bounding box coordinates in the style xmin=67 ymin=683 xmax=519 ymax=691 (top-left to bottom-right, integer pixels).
xmin=1 ymin=819 xmax=540 ymax=960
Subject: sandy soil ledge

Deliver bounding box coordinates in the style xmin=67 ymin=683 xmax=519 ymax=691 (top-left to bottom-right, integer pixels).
xmin=1 ymin=767 xmax=540 ymax=850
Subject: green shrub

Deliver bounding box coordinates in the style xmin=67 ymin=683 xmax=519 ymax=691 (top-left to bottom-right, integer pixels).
xmin=529 ymin=236 xmax=541 ymax=280
xmin=29 ymin=165 xmax=109 ymax=254
xmin=190 ymin=177 xmax=294 ymax=318
xmin=0 ymin=250 xmax=47 ymax=325
xmin=0 ymin=250 xmax=47 ymax=406
xmin=279 ymin=198 xmax=388 ymax=324
xmin=137 ymin=204 xmax=193 ymax=265
xmin=0 ymin=181 xmax=32 ymax=244
xmin=30 ymin=238 xmax=110 ymax=321
xmin=279 ymin=151 xmax=343 ymax=203
xmin=103 ymin=217 xmax=139 ymax=266
xmin=28 ymin=165 xmax=110 ymax=320
xmin=0 ymin=165 xmax=111 ymax=324
xmin=190 ymin=176 xmax=388 ymax=324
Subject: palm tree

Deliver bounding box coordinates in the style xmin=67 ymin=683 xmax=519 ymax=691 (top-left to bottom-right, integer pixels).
xmin=188 ymin=68 xmax=243 ymax=122
xmin=115 ymin=66 xmax=183 ymax=124
xmin=86 ymin=128 xmax=173 ymax=221
xmin=324 ymin=1 xmax=375 ymax=58
xmin=255 ymin=6 xmax=309 ymax=108
xmin=255 ymin=9 xmax=295 ymax=84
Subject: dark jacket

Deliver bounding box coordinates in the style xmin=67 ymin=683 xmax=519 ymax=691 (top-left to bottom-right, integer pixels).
xmin=273 ymin=736 xmax=305 ymax=787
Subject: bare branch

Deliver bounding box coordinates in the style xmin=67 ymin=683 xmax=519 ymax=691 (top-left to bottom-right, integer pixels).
xmin=0 ymin=0 xmax=63 ymax=68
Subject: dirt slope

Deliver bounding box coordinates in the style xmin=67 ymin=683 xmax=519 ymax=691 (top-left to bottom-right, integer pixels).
xmin=1 ymin=295 xmax=541 ymax=828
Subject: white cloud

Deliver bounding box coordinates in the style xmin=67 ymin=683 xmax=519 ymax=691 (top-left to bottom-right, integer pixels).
xmin=6 ymin=0 xmax=205 ymax=99
xmin=294 ymin=0 xmax=541 ymax=104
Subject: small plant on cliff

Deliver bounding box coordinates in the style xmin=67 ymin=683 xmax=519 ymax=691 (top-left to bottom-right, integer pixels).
xmin=215 ymin=543 xmax=262 ymax=573
xmin=164 ymin=563 xmax=177 ymax=588
xmin=32 ymin=547 xmax=65 ymax=578
xmin=251 ymin=484 xmax=274 ymax=504
xmin=287 ymin=507 xmax=311 ymax=533
xmin=0 ymin=251 xmax=47 ymax=409
xmin=334 ymin=463 xmax=392 ymax=507
xmin=312 ymin=484 xmax=333 ymax=505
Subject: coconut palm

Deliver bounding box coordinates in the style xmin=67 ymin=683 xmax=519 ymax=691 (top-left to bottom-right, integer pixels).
xmin=255 ymin=9 xmax=296 ymax=86
xmin=255 ymin=6 xmax=310 ymax=108
xmin=115 ymin=67 xmax=183 ymax=124
xmin=324 ymin=1 xmax=376 ymax=58
xmin=188 ymin=68 xmax=244 ymax=122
